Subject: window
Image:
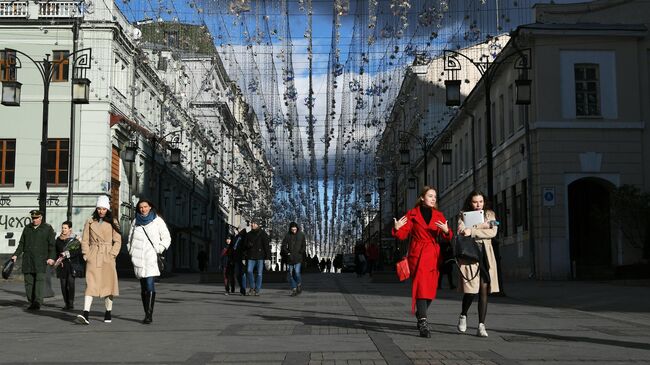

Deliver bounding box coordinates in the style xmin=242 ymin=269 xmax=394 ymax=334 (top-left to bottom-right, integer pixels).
xmin=165 ymin=31 xmax=179 ymax=48
xmin=508 ymin=84 xmax=515 ymax=135
xmin=0 ymin=50 xmax=17 ymax=81
xmin=501 ymin=190 xmax=508 ymax=236
xmin=47 ymin=139 xmax=69 ymax=186
xmin=0 ymin=139 xmax=16 ymax=186
xmin=574 ymin=63 xmax=600 ymax=116
xmin=490 ymin=102 xmax=496 ymax=148
xmin=521 ymin=179 xmax=528 ymax=231
xmin=52 ymin=50 xmax=70 ymax=82
xmin=499 ymin=94 xmax=505 ymax=143
xmin=512 ymin=185 xmax=519 ymax=233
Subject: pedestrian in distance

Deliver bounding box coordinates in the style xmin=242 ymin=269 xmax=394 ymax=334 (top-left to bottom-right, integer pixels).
xmin=10 ymin=209 xmax=56 ymax=310
xmin=244 ymin=219 xmax=270 ymax=296
xmin=232 ymin=222 xmax=248 ymax=295
xmin=127 ymin=198 xmax=172 ymax=324
xmin=54 ymin=220 xmax=83 ymax=310
xmin=222 ymin=235 xmax=236 ymax=295
xmin=392 ymin=186 xmax=452 ymax=338
xmin=280 ymin=222 xmax=306 ymax=296
xmin=366 ymin=242 xmax=379 ymax=276
xmin=197 ymin=249 xmax=208 ymax=272
xmin=354 ymin=242 xmax=366 ymax=277
xmin=456 ymin=191 xmax=499 ymax=338
xmin=76 ymin=196 xmax=122 ymax=325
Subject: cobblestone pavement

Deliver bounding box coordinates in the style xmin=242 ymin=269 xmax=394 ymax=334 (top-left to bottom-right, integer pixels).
xmin=1 ymin=272 xmax=649 ymax=364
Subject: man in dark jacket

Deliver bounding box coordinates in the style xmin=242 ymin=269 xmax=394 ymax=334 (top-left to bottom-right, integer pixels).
xmin=281 ymin=222 xmax=306 ymax=296
xmin=11 ymin=210 xmax=56 ymax=310
xmin=244 ymin=220 xmax=270 ymax=296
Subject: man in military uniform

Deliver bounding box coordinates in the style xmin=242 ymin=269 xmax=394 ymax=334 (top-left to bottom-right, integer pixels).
xmin=11 ymin=210 xmax=56 ymax=310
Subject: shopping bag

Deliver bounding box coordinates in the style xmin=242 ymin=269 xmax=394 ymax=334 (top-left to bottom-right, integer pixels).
xmin=395 ymin=257 xmax=410 ymax=281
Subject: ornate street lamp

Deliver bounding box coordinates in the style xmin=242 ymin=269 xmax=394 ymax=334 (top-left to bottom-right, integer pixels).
xmin=123 ymin=141 xmax=137 ymax=163
xmin=0 ymin=48 xmax=92 ymax=220
xmin=170 ymin=146 xmax=182 ymax=164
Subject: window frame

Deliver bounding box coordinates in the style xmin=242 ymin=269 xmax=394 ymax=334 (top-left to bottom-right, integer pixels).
xmin=46 ymin=138 xmax=69 ymax=187
xmin=574 ymin=63 xmax=601 ymax=117
xmin=0 ymin=139 xmax=16 ymax=186
xmin=0 ymin=50 xmax=17 ymax=82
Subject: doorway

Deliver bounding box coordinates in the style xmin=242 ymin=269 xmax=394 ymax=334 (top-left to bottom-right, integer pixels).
xmin=568 ymin=178 xmax=613 ymax=279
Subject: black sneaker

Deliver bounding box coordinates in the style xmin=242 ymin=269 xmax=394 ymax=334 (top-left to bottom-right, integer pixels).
xmin=76 ymin=311 xmax=90 ymax=325
xmin=27 ymin=302 xmax=40 ymax=310
xmin=104 ymin=311 xmax=112 ymax=323
xmin=296 ymin=284 xmax=303 ymax=294
xmin=253 ymin=290 xmax=259 ymax=296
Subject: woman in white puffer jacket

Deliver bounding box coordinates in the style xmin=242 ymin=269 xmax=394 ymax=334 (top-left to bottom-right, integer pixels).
xmin=127 ymin=198 xmax=171 ymax=324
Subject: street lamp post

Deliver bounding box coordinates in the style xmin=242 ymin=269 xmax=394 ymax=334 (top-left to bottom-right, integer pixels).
xmin=443 ymin=47 xmax=532 ymax=199
xmin=444 ymin=45 xmax=532 ymax=295
xmin=398 ymin=130 xmax=436 ymax=186
xmin=1 ymin=48 xmax=91 ymax=221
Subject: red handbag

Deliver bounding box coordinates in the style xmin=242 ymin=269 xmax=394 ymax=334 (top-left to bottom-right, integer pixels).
xmin=396 ymin=257 xmax=410 ymax=281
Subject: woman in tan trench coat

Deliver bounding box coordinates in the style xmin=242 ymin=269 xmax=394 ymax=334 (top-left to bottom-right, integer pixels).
xmin=456 ymin=191 xmax=499 ymax=338
xmin=75 ymin=196 xmax=121 ymax=325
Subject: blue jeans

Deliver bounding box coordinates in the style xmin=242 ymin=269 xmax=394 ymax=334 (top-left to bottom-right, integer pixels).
xmin=140 ymin=277 xmax=155 ymax=292
xmin=287 ymin=263 xmax=302 ymax=289
xmin=246 ymin=259 xmax=264 ymax=292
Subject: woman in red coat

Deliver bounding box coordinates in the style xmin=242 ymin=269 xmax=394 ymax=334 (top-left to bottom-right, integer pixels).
xmin=393 ymin=186 xmax=452 ymax=338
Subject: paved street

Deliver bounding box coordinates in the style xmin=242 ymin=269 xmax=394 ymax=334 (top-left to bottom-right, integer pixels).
xmin=1 ymin=272 xmax=649 ymax=364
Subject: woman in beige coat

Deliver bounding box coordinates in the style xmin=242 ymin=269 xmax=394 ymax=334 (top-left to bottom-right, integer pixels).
xmin=456 ymin=191 xmax=499 ymax=338
xmin=76 ymin=196 xmax=122 ymax=325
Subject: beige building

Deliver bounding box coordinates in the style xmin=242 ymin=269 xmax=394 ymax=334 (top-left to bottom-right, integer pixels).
xmin=378 ymin=0 xmax=650 ymax=280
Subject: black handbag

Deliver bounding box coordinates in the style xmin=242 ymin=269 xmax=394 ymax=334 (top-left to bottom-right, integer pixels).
xmin=2 ymin=258 xmax=14 ymax=280
xmin=142 ymin=226 xmax=166 ymax=272
xmin=453 ymin=235 xmax=481 ymax=264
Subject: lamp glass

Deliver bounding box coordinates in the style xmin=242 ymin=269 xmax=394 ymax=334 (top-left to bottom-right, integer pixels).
xmin=515 ymin=78 xmax=532 ymax=105
xmin=72 ymin=78 xmax=90 ymax=104
xmin=441 ymin=148 xmax=452 ymax=165
xmin=124 ymin=145 xmax=137 ymax=162
xmin=444 ymin=79 xmax=461 ymax=106
xmin=1 ymin=81 xmax=21 ymax=106
xmin=170 ymin=147 xmax=181 ymax=164
xmin=399 ymin=148 xmax=410 ymax=165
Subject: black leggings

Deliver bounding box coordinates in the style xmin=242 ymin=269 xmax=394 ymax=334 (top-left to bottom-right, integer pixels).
xmin=461 ymin=279 xmax=489 ymax=323
xmin=415 ymin=299 xmax=432 ymax=320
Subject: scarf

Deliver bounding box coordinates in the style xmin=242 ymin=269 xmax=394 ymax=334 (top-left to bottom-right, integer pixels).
xmin=135 ymin=211 xmax=157 ymax=226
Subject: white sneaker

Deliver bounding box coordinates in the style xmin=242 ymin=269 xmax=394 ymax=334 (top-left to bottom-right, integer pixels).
xmin=457 ymin=315 xmax=467 ymax=333
xmin=477 ymin=323 xmax=488 ymax=337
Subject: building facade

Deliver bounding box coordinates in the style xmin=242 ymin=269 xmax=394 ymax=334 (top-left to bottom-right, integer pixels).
xmin=0 ymin=1 xmax=273 ymax=273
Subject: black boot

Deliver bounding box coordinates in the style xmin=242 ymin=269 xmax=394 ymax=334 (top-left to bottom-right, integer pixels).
xmin=149 ymin=292 xmax=156 ymax=322
xmin=417 ymin=318 xmax=431 ymax=338
xmin=142 ymin=291 xmax=152 ymax=324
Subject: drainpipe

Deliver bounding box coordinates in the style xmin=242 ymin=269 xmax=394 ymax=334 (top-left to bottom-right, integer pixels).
xmin=524 ymin=103 xmax=536 ymax=278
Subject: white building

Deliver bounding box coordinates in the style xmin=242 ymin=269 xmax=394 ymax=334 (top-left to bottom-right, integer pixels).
xmin=0 ymin=1 xmax=272 ymax=272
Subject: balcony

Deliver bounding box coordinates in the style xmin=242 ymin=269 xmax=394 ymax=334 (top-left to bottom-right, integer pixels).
xmin=0 ymin=1 xmax=83 ymax=18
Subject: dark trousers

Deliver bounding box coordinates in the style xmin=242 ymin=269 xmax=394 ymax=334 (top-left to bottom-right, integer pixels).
xmin=234 ymin=260 xmax=246 ymax=293
xmin=224 ymin=266 xmax=235 ymax=293
xmin=59 ymin=272 xmax=76 ymax=307
xmin=24 ymin=272 xmax=45 ymax=305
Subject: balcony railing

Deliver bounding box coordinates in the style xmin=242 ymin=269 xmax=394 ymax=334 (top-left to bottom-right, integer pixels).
xmin=0 ymin=2 xmax=28 ymax=17
xmin=0 ymin=1 xmax=82 ymax=18
xmin=39 ymin=1 xmax=81 ymax=18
